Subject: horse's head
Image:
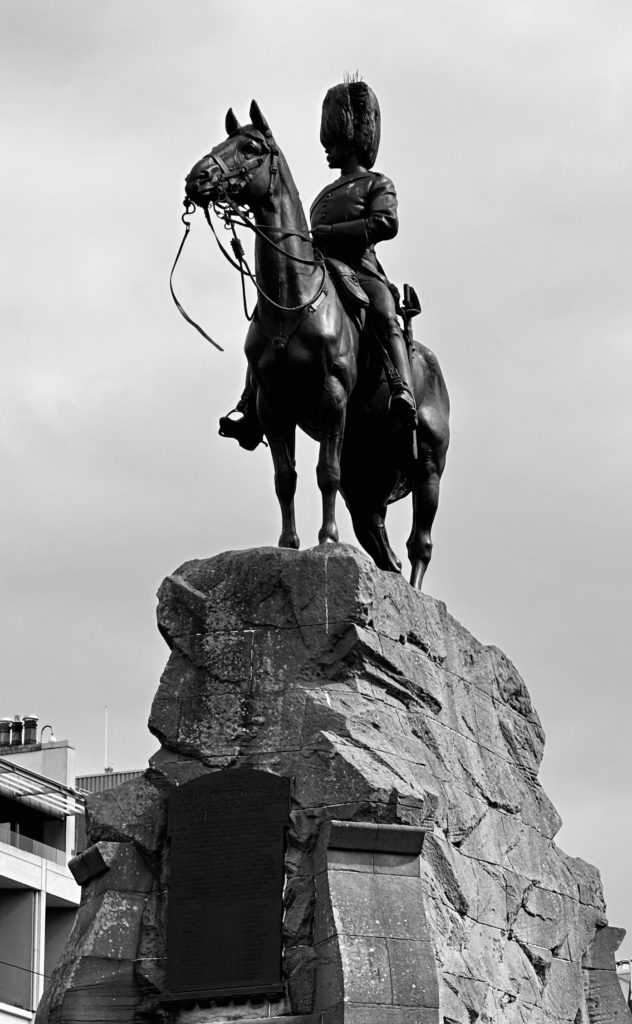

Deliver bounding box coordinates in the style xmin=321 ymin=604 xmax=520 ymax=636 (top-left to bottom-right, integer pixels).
xmin=185 ymin=101 xmax=278 ymax=208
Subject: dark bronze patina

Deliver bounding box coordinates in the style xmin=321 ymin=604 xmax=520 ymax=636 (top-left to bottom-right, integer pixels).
xmin=183 ymin=88 xmax=449 ymax=588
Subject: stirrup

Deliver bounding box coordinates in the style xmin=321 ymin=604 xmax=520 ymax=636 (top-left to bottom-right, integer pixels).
xmin=389 ymin=388 xmax=418 ymax=429
xmin=218 ymin=410 xmax=266 ymax=451
xmin=218 ymin=409 xmax=240 ymax=438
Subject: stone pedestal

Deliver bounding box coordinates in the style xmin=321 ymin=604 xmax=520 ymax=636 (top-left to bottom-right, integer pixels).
xmin=36 ymin=544 xmax=631 ymax=1023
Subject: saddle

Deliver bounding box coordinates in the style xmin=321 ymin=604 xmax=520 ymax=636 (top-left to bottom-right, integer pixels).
xmin=325 ymin=258 xmax=369 ymax=327
xmin=325 ymin=262 xmax=422 ymax=393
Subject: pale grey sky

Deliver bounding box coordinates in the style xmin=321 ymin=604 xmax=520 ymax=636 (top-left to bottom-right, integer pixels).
xmin=1 ymin=0 xmax=631 ymax=951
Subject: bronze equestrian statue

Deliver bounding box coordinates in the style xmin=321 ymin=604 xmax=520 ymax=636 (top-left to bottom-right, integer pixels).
xmin=183 ymin=81 xmax=449 ymax=588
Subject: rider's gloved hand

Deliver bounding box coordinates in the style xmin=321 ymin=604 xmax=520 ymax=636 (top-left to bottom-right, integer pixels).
xmin=311 ymin=225 xmax=332 ymax=244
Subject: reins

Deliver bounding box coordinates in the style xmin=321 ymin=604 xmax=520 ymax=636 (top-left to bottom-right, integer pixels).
xmin=169 ymin=200 xmax=224 ymax=351
xmin=205 ymin=199 xmax=328 ymax=319
xmin=170 ymin=138 xmax=328 ymax=345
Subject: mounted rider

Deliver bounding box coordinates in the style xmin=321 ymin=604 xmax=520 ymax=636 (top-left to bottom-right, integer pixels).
xmin=220 ymin=78 xmax=417 ymax=449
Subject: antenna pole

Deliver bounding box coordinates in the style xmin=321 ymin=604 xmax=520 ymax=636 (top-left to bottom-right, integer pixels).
xmin=104 ymin=705 xmax=108 ymax=772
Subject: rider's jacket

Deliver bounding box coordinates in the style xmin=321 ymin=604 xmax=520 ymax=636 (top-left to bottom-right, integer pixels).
xmin=310 ymin=170 xmax=398 ymax=282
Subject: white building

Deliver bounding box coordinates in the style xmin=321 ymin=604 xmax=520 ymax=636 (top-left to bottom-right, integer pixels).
xmin=618 ymin=960 xmax=632 ymax=1007
xmin=0 ymin=719 xmax=82 ymax=1024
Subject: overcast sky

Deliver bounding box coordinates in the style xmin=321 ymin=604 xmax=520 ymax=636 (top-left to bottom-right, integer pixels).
xmin=1 ymin=0 xmax=631 ymax=952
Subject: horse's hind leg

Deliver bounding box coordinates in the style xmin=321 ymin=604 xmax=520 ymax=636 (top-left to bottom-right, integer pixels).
xmin=342 ymin=451 xmax=402 ymax=573
xmin=407 ymin=441 xmax=446 ymax=589
xmin=350 ymin=502 xmax=402 ymax=574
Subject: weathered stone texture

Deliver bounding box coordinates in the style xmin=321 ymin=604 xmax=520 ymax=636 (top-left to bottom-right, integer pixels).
xmin=37 ymin=544 xmax=628 ymax=1024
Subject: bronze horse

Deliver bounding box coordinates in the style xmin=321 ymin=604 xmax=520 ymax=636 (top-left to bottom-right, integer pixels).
xmin=184 ymin=101 xmax=449 ymax=588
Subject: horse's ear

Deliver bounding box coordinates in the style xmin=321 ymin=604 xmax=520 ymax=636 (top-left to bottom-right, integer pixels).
xmin=225 ymin=108 xmax=241 ymax=135
xmin=249 ymin=99 xmax=270 ymax=135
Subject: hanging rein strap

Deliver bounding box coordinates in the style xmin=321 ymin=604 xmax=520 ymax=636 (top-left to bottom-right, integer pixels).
xmin=169 ymin=200 xmax=224 ymax=351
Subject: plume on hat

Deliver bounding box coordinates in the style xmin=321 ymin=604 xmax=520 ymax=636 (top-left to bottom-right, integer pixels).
xmin=320 ymin=77 xmax=381 ymax=169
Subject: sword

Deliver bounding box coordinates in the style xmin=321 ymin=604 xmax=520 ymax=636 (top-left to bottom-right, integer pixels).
xmin=401 ymin=284 xmax=422 ymax=464
xmin=401 ymin=283 xmax=421 ymax=358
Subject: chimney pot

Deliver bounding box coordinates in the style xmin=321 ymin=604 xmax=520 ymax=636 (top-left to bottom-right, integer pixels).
xmin=23 ymin=715 xmax=38 ymax=745
xmin=11 ymin=717 xmax=24 ymax=746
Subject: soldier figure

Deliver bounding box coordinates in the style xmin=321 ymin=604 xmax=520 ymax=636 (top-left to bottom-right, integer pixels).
xmin=219 ymin=79 xmax=417 ymax=449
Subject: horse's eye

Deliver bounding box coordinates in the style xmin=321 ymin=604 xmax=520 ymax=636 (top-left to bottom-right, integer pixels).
xmin=242 ymin=142 xmax=259 ymax=157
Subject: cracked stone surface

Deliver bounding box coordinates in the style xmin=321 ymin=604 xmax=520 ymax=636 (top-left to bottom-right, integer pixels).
xmin=37 ymin=544 xmax=628 ymax=1024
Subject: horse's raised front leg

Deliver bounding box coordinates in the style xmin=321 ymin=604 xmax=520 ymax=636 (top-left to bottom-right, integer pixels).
xmin=407 ymin=440 xmax=446 ymax=589
xmin=258 ymin=397 xmax=299 ymax=550
xmin=317 ymin=376 xmax=347 ymax=544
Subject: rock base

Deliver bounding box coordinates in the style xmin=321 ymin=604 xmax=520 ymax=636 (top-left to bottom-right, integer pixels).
xmin=36 ymin=544 xmax=631 ymax=1023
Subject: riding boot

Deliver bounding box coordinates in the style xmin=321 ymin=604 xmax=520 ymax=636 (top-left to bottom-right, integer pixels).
xmin=383 ymin=325 xmax=418 ymax=430
xmin=218 ymin=377 xmax=264 ymax=451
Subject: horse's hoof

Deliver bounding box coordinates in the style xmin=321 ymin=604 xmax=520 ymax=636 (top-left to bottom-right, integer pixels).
xmin=278 ymin=535 xmax=300 ymax=550
xmin=385 ymin=566 xmax=403 ymax=577
xmin=318 ymin=526 xmax=339 ymax=545
xmin=409 ymin=561 xmax=426 ymax=589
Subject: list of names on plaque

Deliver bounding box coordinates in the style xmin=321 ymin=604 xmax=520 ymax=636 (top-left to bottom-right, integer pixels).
xmin=162 ymin=768 xmax=291 ymax=1003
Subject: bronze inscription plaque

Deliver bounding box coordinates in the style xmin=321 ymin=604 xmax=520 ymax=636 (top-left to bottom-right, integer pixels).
xmin=161 ymin=768 xmax=291 ymax=1003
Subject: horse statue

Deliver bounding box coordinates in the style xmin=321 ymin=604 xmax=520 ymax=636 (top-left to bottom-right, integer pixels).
xmin=183 ymin=100 xmax=449 ymax=589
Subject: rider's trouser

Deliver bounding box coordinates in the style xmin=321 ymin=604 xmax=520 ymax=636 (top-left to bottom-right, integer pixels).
xmin=356 ymin=275 xmax=414 ymax=397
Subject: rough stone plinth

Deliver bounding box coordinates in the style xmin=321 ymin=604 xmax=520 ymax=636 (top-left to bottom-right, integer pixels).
xmin=36 ymin=544 xmax=630 ymax=1024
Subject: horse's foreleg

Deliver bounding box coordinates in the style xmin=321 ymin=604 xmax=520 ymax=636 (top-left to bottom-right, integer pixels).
xmin=407 ymin=441 xmax=446 ymax=589
xmin=272 ymin=430 xmax=299 ymax=549
xmin=259 ymin=401 xmax=299 ymax=550
xmin=316 ymin=377 xmax=347 ymax=545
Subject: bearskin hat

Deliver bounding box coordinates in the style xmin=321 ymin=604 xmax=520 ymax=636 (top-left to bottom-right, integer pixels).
xmin=320 ymin=79 xmax=381 ymax=169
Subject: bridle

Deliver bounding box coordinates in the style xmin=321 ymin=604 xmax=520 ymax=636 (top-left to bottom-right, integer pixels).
xmin=170 ymin=130 xmax=327 ymax=350
xmin=203 ymin=128 xmax=280 ymax=198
